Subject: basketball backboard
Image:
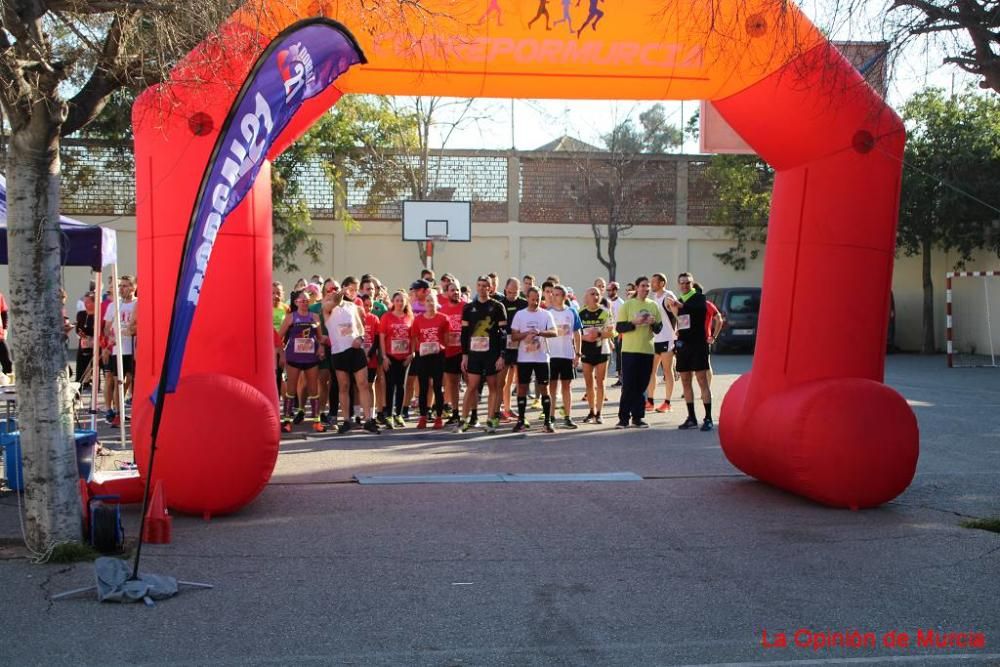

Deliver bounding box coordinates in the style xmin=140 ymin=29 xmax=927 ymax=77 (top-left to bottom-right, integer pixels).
xmin=402 ymin=201 xmax=472 ymax=242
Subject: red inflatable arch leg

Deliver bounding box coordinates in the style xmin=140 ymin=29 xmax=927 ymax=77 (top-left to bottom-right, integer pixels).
xmin=131 ymin=21 xmax=350 ymax=516
xmin=713 ymin=44 xmax=919 ymax=508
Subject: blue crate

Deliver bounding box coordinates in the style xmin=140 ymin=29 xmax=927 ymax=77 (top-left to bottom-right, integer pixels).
xmin=2 ymin=428 xmax=99 ymax=492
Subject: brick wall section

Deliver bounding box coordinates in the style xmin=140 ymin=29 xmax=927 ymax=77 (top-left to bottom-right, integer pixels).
xmin=686 ymin=160 xmax=718 ymax=226
xmin=2 ymin=139 xmax=721 ymax=225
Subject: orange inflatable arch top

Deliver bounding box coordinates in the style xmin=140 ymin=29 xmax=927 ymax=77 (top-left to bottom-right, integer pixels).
xmin=131 ymin=0 xmax=918 ymax=516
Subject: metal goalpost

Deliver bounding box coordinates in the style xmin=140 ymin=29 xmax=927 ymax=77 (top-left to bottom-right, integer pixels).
xmin=946 ymin=270 xmax=999 ymax=368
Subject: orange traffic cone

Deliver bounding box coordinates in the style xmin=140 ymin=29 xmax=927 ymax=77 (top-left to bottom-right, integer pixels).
xmin=141 ymin=481 xmax=172 ymax=544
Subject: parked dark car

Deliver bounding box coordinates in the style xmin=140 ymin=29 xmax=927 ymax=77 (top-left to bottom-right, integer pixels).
xmin=703 ymin=287 xmax=896 ymax=353
xmin=704 ymin=287 xmax=761 ymax=353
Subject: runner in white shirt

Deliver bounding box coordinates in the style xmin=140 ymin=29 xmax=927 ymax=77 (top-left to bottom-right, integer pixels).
xmin=647 ymin=272 xmax=678 ymax=413
xmin=510 ymin=286 xmax=558 ymax=433
xmin=101 ymin=274 xmax=137 ymax=427
xmin=546 ymin=285 xmax=583 ymax=430
xmin=324 ymin=285 xmax=379 ymax=434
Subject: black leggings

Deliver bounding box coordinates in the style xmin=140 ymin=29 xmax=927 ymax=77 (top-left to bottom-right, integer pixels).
xmin=385 ymin=357 xmax=409 ymax=416
xmin=0 ymin=340 xmax=11 ymax=375
xmin=414 ymin=354 xmax=444 ymax=418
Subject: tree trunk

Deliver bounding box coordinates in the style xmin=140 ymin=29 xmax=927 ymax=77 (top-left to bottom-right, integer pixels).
xmin=607 ymin=228 xmax=617 ymax=282
xmin=6 ymin=119 xmax=81 ymax=552
xmin=921 ymin=238 xmax=936 ymax=354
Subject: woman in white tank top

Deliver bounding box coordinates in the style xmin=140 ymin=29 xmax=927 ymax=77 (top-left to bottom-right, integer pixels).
xmin=323 ymin=289 xmax=378 ymax=433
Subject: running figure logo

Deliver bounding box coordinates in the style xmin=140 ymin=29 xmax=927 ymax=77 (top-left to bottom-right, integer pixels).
xmin=577 ymin=0 xmax=605 ymax=38
xmin=528 ymin=0 xmax=552 ymax=30
xmin=480 ymin=0 xmax=503 ymax=26
xmin=552 ymin=0 xmax=574 ymax=33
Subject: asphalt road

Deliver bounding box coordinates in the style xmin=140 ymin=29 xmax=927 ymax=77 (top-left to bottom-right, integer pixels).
xmin=0 ymin=354 xmax=997 ymax=666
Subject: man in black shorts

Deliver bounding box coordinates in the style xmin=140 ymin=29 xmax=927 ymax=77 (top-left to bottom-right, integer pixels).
xmin=510 ymin=287 xmax=558 ymax=433
xmin=670 ymin=272 xmax=722 ymax=431
xmin=498 ymin=278 xmax=528 ymax=421
xmin=460 ymin=276 xmax=507 ymax=433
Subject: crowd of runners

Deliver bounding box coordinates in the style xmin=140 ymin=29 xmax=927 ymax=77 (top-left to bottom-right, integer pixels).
xmin=273 ymin=270 xmax=723 ymax=436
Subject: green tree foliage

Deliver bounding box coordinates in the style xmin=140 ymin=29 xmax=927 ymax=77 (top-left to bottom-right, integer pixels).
xmin=705 ymin=155 xmax=774 ymax=271
xmin=271 ymin=96 xmax=420 ymax=271
xmin=897 ymin=87 xmax=1000 ymax=352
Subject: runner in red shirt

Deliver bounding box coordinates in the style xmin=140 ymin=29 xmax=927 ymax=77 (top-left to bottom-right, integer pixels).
xmin=379 ymin=291 xmax=414 ymax=428
xmin=359 ymin=293 xmax=384 ymax=428
xmin=439 ymin=281 xmax=465 ymax=425
xmin=410 ymin=291 xmax=450 ymax=429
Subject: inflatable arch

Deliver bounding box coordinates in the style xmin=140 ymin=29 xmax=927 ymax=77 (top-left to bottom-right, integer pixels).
xmin=132 ymin=0 xmax=918 ymax=516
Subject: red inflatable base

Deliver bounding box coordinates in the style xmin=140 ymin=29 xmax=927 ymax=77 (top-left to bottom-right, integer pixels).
xmin=132 ymin=373 xmax=280 ymax=516
xmin=719 ymin=373 xmax=919 ymax=508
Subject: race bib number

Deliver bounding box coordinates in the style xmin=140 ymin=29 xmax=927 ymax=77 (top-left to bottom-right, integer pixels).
xmin=556 ymin=323 xmax=571 ymax=337
xmin=363 ymin=338 xmax=372 ymax=353
xmin=419 ymin=341 xmax=440 ymax=356
xmin=583 ymin=326 xmax=599 ymax=340
xmin=338 ymin=324 xmax=354 ymax=337
xmin=80 ymin=337 xmax=92 ymax=349
xmin=523 ymin=338 xmax=541 ymax=353
xmin=293 ymin=337 xmax=315 ymax=355
xmin=638 ymin=311 xmax=653 ymax=325
xmin=447 ymin=331 xmax=461 ymax=347
xmin=506 ymin=334 xmax=518 ymax=350
xmin=470 ymin=336 xmax=490 ymax=352
xmin=677 ymin=314 xmax=691 ymax=331
xmin=391 ymin=338 xmax=410 ymax=354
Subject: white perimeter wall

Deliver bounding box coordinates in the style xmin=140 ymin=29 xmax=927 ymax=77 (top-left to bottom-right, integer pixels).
xmin=2 ymin=215 xmax=998 ymax=355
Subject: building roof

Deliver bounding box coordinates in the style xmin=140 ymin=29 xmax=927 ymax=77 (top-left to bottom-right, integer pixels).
xmin=532 ymin=135 xmax=602 ymax=152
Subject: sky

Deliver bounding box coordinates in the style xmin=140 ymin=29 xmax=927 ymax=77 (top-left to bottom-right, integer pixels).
xmin=413 ymin=2 xmax=981 ymax=152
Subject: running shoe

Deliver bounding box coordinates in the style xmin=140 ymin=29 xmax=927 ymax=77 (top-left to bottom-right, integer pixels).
xmin=700 ymin=419 xmax=714 ymax=432
xmin=312 ymin=421 xmax=327 ymax=433
xmin=486 ymin=417 xmax=499 ymax=434
xmin=512 ymin=420 xmax=526 ymax=433
xmin=644 ymin=399 xmax=655 ymax=411
xmin=542 ymin=420 xmax=555 ymax=434
xmin=363 ymin=419 xmax=380 ymax=434
xmin=655 ymin=401 xmax=671 ymax=413
xmin=615 ymin=420 xmax=629 ymax=429
xmin=678 ymin=417 xmax=699 ymax=430
xmin=594 ymin=413 xmax=604 ymax=424
xmin=105 ymin=409 xmax=116 ymax=424
xmin=337 ymin=421 xmax=353 ymax=435
xmin=468 ymin=415 xmax=480 ymax=429
xmin=281 ymin=421 xmax=293 ymax=434
xmin=563 ymin=417 xmax=579 ymax=430
xmin=500 ymin=410 xmax=515 ymax=423
xmin=433 ymin=416 xmax=444 ymax=430
xmin=417 ymin=416 xmax=428 ymax=429
xmin=381 ymin=418 xmax=394 ymax=431
xmin=401 ymin=408 xmax=410 ymax=421
xmin=446 ymin=413 xmax=462 ymax=426
xmin=459 ymin=421 xmax=475 ymax=433
xmin=293 ymin=409 xmax=305 ymax=425
xmin=632 ymin=419 xmax=651 ymax=429
xmin=583 ymin=411 xmax=595 ymax=424
xmin=111 ymin=415 xmax=121 ymax=428
xmin=392 ymin=415 xmax=405 ymax=429
xmin=529 ymin=398 xmax=542 ymax=410
xmin=611 ymin=380 xmax=622 ymax=388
